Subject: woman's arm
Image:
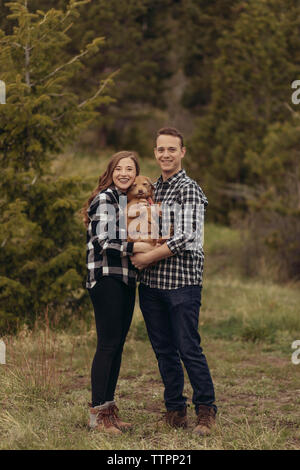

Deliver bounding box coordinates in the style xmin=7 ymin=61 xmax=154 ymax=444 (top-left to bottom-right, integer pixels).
xmin=88 ymin=192 xmax=133 ymax=257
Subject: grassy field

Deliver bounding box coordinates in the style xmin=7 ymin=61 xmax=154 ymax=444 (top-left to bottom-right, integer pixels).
xmin=0 ymin=151 xmax=299 ymax=450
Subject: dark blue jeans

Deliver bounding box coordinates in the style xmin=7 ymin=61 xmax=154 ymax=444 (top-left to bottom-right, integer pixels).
xmin=139 ymin=283 xmax=217 ymax=414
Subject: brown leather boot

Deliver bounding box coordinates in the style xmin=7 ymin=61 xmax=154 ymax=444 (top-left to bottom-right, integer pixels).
xmin=193 ymin=405 xmax=216 ymax=436
xmin=109 ymin=403 xmax=132 ymax=431
xmin=88 ymin=404 xmax=122 ymax=434
xmin=163 ymin=407 xmax=188 ymax=429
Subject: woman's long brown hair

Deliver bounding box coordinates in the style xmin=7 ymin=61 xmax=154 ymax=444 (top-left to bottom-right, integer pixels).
xmin=82 ymin=151 xmax=140 ymax=227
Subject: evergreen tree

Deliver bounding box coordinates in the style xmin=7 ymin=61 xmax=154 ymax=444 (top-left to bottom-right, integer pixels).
xmin=11 ymin=0 xmax=174 ymax=151
xmin=186 ymin=0 xmax=300 ymax=221
xmin=238 ymin=113 xmax=300 ymax=280
xmin=66 ymin=0 xmax=174 ymax=150
xmin=0 ymin=0 xmax=111 ymax=331
xmin=179 ymin=0 xmax=240 ymax=112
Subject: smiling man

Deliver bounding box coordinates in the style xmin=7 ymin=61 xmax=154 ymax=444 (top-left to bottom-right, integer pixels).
xmin=131 ymin=127 xmax=217 ymax=435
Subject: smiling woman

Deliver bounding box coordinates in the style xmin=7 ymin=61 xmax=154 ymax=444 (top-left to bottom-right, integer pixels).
xmin=82 ymin=151 xmax=140 ymax=227
xmin=82 ymin=150 xmax=155 ymax=434
xmin=112 ymin=157 xmax=137 ymax=191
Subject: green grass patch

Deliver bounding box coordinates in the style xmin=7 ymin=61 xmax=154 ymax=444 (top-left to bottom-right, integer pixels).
xmin=200 ymin=277 xmax=300 ymax=351
xmin=1 ymin=317 xmax=299 ymax=450
xmin=2 ymin=152 xmax=295 ymax=449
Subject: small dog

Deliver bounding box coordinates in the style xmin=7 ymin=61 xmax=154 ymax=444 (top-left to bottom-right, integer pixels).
xmin=126 ymin=175 xmax=161 ymax=244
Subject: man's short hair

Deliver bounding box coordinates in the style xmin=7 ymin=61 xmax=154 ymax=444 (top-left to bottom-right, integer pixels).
xmin=156 ymin=127 xmax=184 ymax=148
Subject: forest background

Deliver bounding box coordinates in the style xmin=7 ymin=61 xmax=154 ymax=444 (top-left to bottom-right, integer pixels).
xmin=1 ymin=0 xmax=300 ymax=330
xmin=0 ymin=0 xmax=299 ymax=450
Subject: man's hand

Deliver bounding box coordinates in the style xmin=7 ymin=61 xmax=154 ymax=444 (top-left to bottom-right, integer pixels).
xmin=131 ymin=242 xmax=173 ymax=270
xmin=131 ymin=252 xmax=151 ymax=270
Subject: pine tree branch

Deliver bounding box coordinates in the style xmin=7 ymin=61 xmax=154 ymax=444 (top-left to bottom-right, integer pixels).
xmin=38 ymin=12 xmax=72 ymax=42
xmin=48 ymin=93 xmax=71 ymax=97
xmin=36 ymin=49 xmax=90 ymax=85
xmin=51 ymin=72 xmax=115 ymax=119
xmin=284 ymin=102 xmax=298 ymax=116
xmin=61 ymin=9 xmax=72 ymax=24
xmin=11 ymin=42 xmax=22 ymax=48
xmin=38 ymin=11 xmax=50 ymax=26
xmin=24 ymin=0 xmax=31 ymax=88
xmin=77 ymin=71 xmax=118 ymax=108
xmin=62 ymin=23 xmax=73 ymax=35
xmin=52 ymin=113 xmax=66 ymax=121
xmin=25 ymin=43 xmax=31 ymax=87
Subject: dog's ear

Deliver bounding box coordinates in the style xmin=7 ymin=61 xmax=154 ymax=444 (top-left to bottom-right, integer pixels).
xmin=146 ymin=178 xmax=155 ymax=191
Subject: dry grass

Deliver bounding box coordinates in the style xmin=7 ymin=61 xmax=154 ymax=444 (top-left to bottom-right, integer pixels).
xmin=1 ymin=153 xmax=298 ymax=450
xmin=0 ymin=273 xmax=299 ymax=450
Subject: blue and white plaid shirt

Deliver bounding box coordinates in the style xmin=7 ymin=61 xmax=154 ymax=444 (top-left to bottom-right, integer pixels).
xmin=139 ymin=169 xmax=208 ymax=289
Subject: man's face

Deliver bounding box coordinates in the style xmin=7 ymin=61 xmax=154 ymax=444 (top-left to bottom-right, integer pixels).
xmin=154 ymin=134 xmax=185 ymax=179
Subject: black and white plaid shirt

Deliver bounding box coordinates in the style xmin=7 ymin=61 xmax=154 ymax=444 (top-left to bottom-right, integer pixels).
xmin=86 ymin=186 xmax=137 ymax=289
xmin=139 ymin=169 xmax=208 ymax=289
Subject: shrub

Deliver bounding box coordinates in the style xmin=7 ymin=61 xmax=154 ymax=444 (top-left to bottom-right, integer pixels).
xmin=0 ymin=1 xmax=111 ymax=332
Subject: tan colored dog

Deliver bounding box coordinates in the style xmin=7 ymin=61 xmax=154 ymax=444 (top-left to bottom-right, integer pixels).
xmin=126 ymin=175 xmax=161 ymax=244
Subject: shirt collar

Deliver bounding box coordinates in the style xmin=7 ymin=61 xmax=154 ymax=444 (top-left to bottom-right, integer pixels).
xmin=157 ymin=169 xmax=186 ymax=186
xmin=111 ymin=185 xmax=127 ymax=196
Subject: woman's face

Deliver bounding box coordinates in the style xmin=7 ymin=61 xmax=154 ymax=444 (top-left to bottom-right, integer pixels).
xmin=112 ymin=157 xmax=137 ymax=191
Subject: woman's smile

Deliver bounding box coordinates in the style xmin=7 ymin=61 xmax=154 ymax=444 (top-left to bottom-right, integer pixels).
xmin=112 ymin=157 xmax=137 ymax=190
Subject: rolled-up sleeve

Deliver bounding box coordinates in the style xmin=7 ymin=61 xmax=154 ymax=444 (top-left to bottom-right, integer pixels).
xmin=166 ymin=183 xmax=207 ymax=254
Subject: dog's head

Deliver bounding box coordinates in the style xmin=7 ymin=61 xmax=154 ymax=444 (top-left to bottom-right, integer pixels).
xmin=127 ymin=175 xmax=154 ymax=202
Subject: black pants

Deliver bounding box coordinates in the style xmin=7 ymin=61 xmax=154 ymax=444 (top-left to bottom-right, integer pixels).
xmin=88 ymin=277 xmax=136 ymax=407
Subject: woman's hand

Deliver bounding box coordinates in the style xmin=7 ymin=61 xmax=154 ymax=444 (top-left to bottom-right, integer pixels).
xmin=131 ymin=241 xmax=173 ymax=270
xmin=131 ymin=252 xmax=151 ymax=270
xmin=133 ymin=242 xmax=155 ymax=253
